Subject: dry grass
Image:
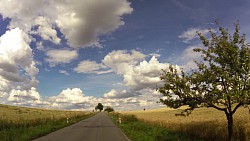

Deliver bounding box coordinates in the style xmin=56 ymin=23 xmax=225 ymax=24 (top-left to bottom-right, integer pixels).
xmin=0 ymin=104 xmax=93 ymax=141
xmin=0 ymin=104 xmax=89 ymax=122
xmin=122 ymin=106 xmax=250 ymax=140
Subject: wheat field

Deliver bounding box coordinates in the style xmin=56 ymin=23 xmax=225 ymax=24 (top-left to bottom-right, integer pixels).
xmin=122 ymin=106 xmax=250 ymax=140
xmin=0 ymin=104 xmax=93 ymax=141
xmin=0 ymin=104 xmax=88 ymax=122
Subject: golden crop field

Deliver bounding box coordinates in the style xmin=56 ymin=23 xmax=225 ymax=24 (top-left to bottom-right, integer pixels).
xmin=0 ymin=104 xmax=94 ymax=141
xmin=0 ymin=104 xmax=88 ymax=122
xmin=122 ymin=106 xmax=250 ymax=140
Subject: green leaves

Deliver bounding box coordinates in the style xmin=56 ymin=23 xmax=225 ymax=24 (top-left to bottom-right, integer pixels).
xmin=158 ymin=21 xmax=250 ymax=115
xmin=95 ymin=103 xmax=104 ymax=111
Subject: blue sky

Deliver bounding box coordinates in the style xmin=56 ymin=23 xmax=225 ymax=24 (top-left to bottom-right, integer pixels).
xmin=0 ymin=0 xmax=250 ymax=111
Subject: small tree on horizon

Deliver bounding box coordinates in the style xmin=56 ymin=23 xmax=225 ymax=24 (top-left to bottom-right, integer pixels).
xmin=104 ymin=106 xmax=114 ymax=113
xmin=95 ymin=103 xmax=104 ymax=112
xmin=158 ymin=21 xmax=250 ymax=140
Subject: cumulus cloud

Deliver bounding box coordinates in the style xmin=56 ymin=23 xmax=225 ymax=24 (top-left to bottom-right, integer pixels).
xmin=45 ymin=49 xmax=78 ymax=66
xmin=0 ymin=28 xmax=39 ymax=92
xmin=47 ymin=88 xmax=97 ymax=110
xmin=179 ymin=28 xmax=214 ymax=43
xmin=1 ymin=86 xmax=165 ymax=111
xmin=0 ymin=87 xmax=43 ymax=107
xmin=103 ymin=50 xmax=146 ymax=74
xmin=102 ymin=50 xmax=171 ymax=91
xmin=0 ymin=1 xmax=171 ymax=111
xmin=0 ymin=46 xmax=179 ymax=110
xmin=7 ymin=87 xmax=41 ymax=102
xmin=34 ymin=87 xmax=164 ymax=111
xmin=100 ymin=50 xmax=175 ymax=106
xmin=74 ymin=60 xmax=112 ymax=74
xmin=0 ymin=0 xmax=133 ymax=48
xmin=102 ymin=89 xmax=165 ymax=111
xmin=59 ymin=70 xmax=69 ymax=75
xmin=178 ymin=45 xmax=203 ymax=70
xmin=123 ymin=56 xmax=171 ymax=91
xmin=74 ymin=50 xmax=146 ymax=75
xmin=49 ymin=88 xmax=87 ymax=104
xmin=32 ymin=16 xmax=61 ymax=44
xmin=55 ymin=0 xmax=133 ymax=48
xmin=103 ymin=89 xmax=139 ymax=99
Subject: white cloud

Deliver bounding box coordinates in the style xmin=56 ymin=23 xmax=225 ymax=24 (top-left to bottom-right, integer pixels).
xmin=47 ymin=88 xmax=97 ymax=110
xmin=103 ymin=50 xmax=146 ymax=74
xmin=36 ymin=41 xmax=44 ymax=51
xmin=102 ymin=89 xmax=165 ymax=111
xmin=103 ymin=50 xmax=171 ymax=91
xmin=177 ymin=44 xmax=203 ymax=71
xmin=0 ymin=28 xmax=39 ymax=92
xmin=123 ymin=56 xmax=171 ymax=91
xmin=40 ymin=86 xmax=165 ymax=111
xmin=74 ymin=60 xmax=112 ymax=74
xmin=179 ymin=28 xmax=214 ymax=43
xmin=75 ymin=50 xmax=146 ymax=75
xmin=49 ymin=88 xmax=86 ymax=104
xmin=59 ymin=70 xmax=69 ymax=75
xmin=103 ymin=89 xmax=139 ymax=99
xmin=0 ymin=87 xmax=43 ymax=107
xmin=7 ymin=87 xmax=41 ymax=102
xmin=0 ymin=86 xmax=166 ymax=111
xmin=45 ymin=49 xmax=78 ymax=66
xmin=32 ymin=16 xmax=61 ymax=44
xmin=100 ymin=50 xmax=175 ymax=108
xmin=0 ymin=0 xmax=133 ymax=48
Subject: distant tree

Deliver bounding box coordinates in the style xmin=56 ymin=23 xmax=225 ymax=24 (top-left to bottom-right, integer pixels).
xmin=104 ymin=106 xmax=114 ymax=113
xmin=158 ymin=21 xmax=250 ymax=141
xmin=95 ymin=103 xmax=104 ymax=112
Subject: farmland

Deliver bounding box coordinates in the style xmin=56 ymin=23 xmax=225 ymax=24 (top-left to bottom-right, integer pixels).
xmin=121 ymin=107 xmax=250 ymax=140
xmin=0 ymin=104 xmax=94 ymax=141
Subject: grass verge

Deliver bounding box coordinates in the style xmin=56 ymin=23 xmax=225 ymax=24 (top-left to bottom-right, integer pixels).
xmin=109 ymin=113 xmax=198 ymax=141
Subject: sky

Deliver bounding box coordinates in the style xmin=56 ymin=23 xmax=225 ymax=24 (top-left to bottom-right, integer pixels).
xmin=0 ymin=0 xmax=250 ymax=111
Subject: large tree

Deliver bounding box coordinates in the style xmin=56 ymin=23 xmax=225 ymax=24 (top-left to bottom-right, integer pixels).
xmin=158 ymin=22 xmax=250 ymax=140
xmin=95 ymin=103 xmax=104 ymax=112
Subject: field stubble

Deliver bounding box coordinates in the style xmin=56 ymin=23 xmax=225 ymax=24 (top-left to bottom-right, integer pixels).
xmin=122 ymin=107 xmax=250 ymax=140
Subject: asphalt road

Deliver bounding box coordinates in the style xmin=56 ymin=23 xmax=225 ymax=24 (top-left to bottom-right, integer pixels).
xmin=33 ymin=112 xmax=130 ymax=141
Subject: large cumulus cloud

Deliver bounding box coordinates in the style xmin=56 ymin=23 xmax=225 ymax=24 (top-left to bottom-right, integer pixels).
xmin=102 ymin=50 xmax=172 ymax=92
xmin=0 ymin=28 xmax=39 ymax=92
xmin=46 ymin=88 xmax=164 ymax=111
xmin=74 ymin=50 xmax=175 ymax=103
xmin=0 ymin=0 xmax=133 ymax=48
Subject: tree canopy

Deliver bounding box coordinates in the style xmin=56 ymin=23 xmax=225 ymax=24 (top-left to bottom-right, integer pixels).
xmin=158 ymin=21 xmax=250 ymax=140
xmin=104 ymin=106 xmax=114 ymax=113
xmin=95 ymin=103 xmax=104 ymax=112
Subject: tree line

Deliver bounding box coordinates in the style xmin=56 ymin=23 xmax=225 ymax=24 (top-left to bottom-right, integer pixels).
xmin=95 ymin=103 xmax=114 ymax=113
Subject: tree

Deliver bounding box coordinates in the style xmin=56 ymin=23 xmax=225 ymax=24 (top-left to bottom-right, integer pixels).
xmin=158 ymin=21 xmax=250 ymax=141
xmin=104 ymin=106 xmax=114 ymax=113
xmin=95 ymin=103 xmax=104 ymax=112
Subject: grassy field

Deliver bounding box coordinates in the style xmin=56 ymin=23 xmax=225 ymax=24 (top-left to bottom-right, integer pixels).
xmin=110 ymin=113 xmax=195 ymax=141
xmin=121 ymin=106 xmax=250 ymax=140
xmin=0 ymin=104 xmax=95 ymax=141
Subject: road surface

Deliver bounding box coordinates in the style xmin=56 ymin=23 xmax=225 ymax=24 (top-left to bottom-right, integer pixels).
xmin=33 ymin=112 xmax=130 ymax=141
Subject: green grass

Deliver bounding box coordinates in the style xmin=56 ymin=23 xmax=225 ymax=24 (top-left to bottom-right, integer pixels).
xmin=0 ymin=104 xmax=95 ymax=141
xmin=110 ymin=113 xmax=197 ymax=141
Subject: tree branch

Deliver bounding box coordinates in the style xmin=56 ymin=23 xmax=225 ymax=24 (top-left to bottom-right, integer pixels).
xmin=209 ymin=103 xmax=227 ymax=112
xmin=232 ymin=102 xmax=243 ymax=114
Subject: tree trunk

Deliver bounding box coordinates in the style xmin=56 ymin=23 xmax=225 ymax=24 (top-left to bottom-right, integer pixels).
xmin=226 ymin=113 xmax=233 ymax=141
